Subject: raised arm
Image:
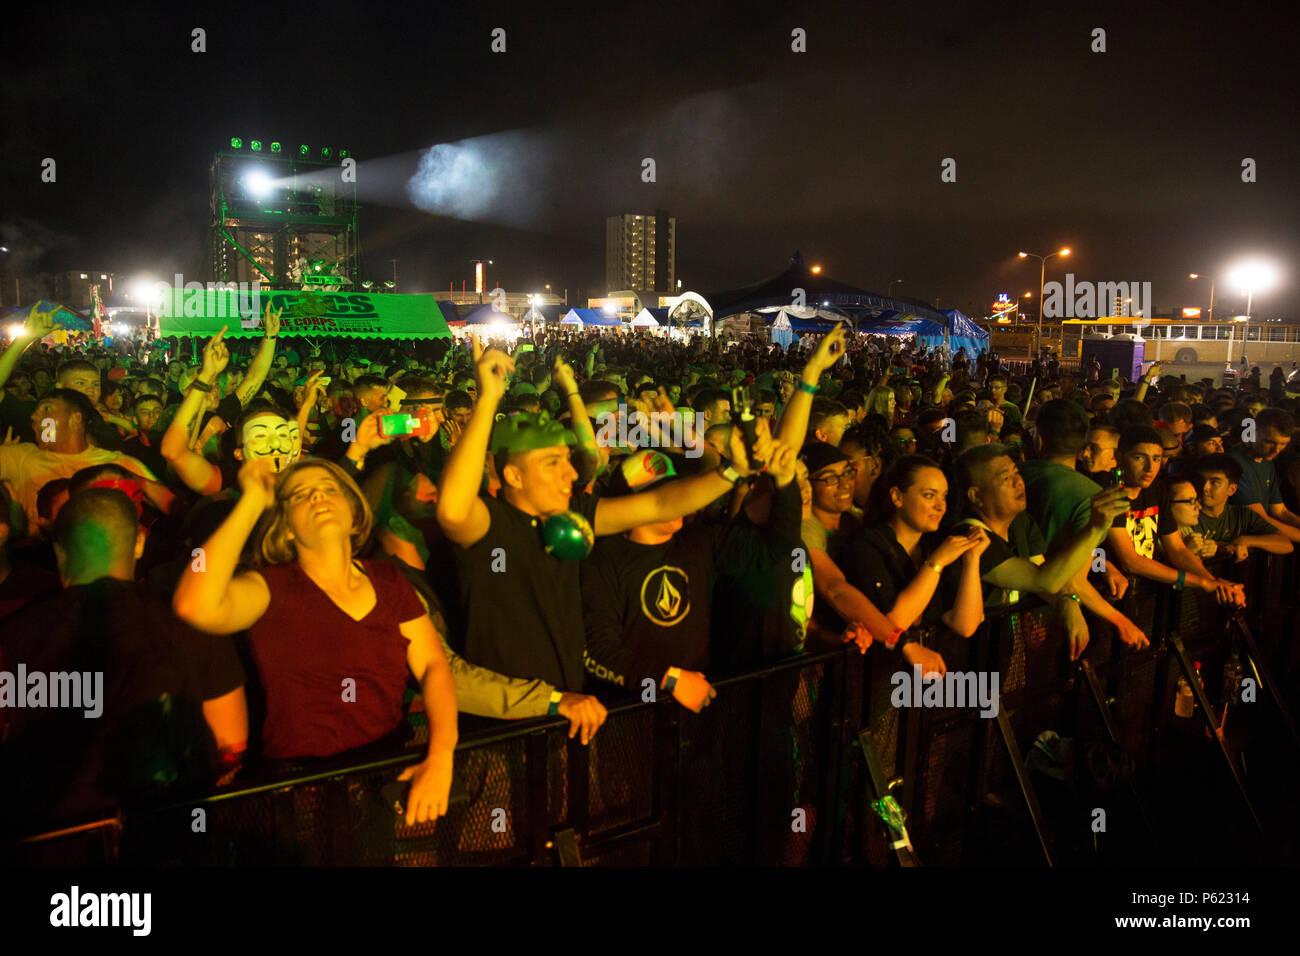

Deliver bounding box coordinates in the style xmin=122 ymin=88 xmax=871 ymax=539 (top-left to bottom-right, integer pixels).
xmin=982 ymin=487 xmax=1130 ymax=595
xmin=172 ymin=458 xmax=275 ymax=634
xmin=941 ymin=529 xmax=988 ymax=637
xmin=553 ymin=356 xmax=602 ymax=485
xmin=435 ymin=348 xmax=513 ymax=547
xmin=776 ymin=325 xmax=845 ymax=450
xmin=0 ymin=307 xmax=53 ymax=393
xmin=593 ymin=414 xmax=768 ymax=535
xmin=881 ymin=531 xmax=978 ymax=632
xmin=161 ymin=327 xmax=227 ymax=495
xmin=236 ymin=306 xmax=281 ymax=406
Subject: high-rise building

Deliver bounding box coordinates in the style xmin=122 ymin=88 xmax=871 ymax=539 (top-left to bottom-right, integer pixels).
xmin=605 ymin=211 xmax=675 ymax=293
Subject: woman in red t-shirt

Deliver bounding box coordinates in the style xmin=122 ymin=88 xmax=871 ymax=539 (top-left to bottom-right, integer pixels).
xmin=173 ymin=458 xmax=458 ymax=825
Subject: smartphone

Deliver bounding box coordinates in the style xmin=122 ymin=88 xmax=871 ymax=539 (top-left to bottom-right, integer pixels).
xmin=1114 ymin=467 xmax=1124 ymax=489
xmin=379 ymin=406 xmax=439 ymax=439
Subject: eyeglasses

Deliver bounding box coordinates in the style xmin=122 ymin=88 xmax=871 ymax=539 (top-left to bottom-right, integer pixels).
xmin=1170 ymin=498 xmax=1200 ymax=507
xmin=811 ymin=471 xmax=855 ymax=485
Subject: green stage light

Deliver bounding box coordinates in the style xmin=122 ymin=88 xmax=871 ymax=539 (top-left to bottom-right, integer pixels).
xmin=250 ymin=140 xmax=262 ymax=151
xmin=339 ymin=148 xmax=350 ymax=159
xmin=299 ymin=144 xmax=309 ymax=156
xmin=231 ymin=137 xmax=242 ymax=149
xmin=320 ymin=146 xmax=332 ymax=159
xmin=270 ymin=142 xmax=282 ymax=153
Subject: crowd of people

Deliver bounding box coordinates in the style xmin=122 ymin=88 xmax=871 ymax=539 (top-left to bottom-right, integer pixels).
xmin=2 ymin=302 xmax=1297 ymax=836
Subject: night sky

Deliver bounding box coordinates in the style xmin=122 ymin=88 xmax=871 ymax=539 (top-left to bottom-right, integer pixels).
xmin=3 ymin=0 xmax=1297 ymax=317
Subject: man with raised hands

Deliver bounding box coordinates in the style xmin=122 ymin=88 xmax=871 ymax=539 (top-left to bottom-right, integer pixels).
xmin=436 ymin=347 xmax=769 ymax=713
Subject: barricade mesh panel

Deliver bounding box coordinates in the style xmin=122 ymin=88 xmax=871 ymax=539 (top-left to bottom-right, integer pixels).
xmin=677 ymin=679 xmax=759 ymax=864
xmin=23 ymin=571 xmax=1294 ymax=868
xmin=548 ymin=728 xmax=569 ymax=824
xmin=588 ymin=708 xmax=655 ymax=834
xmin=391 ymin=740 xmax=532 ymax=865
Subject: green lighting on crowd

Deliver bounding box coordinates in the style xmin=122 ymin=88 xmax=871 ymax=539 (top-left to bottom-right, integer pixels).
xmin=299 ymin=144 xmax=310 ymax=156
xmin=270 ymin=142 xmax=282 ymax=153
xmin=250 ymin=140 xmax=262 ymax=151
xmin=231 ymin=137 xmax=242 ymax=149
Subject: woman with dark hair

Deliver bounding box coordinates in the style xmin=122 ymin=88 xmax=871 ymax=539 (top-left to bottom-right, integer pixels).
xmin=173 ymin=457 xmax=458 ymax=825
xmin=840 ymin=455 xmax=989 ymax=677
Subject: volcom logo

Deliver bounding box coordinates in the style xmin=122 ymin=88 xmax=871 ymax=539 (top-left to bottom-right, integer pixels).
xmin=639 ymin=566 xmax=690 ymax=627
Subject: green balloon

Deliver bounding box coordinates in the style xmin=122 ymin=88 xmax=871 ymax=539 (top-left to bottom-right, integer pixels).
xmin=542 ymin=510 xmax=594 ymax=561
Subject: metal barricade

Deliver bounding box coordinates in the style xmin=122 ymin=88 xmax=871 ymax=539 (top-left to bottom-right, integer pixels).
xmin=7 ymin=553 xmax=1296 ymax=866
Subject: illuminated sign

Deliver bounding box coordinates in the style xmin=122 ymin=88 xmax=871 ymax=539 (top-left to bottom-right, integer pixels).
xmin=1181 ymin=307 xmax=1202 ymax=319
xmin=991 ymin=293 xmax=1017 ymax=323
xmin=475 ymin=262 xmax=484 ymax=295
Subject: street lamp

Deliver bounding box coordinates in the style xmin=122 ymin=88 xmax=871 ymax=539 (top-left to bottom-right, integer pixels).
xmin=1227 ymin=260 xmax=1281 ymax=323
xmin=1018 ymin=247 xmax=1071 ymax=357
xmin=888 ymin=279 xmax=902 ymax=298
xmin=1189 ymin=273 xmax=1216 ymax=323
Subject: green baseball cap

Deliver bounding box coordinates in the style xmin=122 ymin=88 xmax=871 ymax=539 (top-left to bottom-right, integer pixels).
xmin=489 ymin=412 xmax=576 ymax=454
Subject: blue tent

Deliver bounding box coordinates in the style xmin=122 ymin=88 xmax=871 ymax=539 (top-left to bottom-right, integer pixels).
xmin=940 ymin=309 xmax=990 ymax=357
xmin=460 ymin=302 xmax=516 ymax=326
xmin=562 ymin=308 xmax=621 ymax=328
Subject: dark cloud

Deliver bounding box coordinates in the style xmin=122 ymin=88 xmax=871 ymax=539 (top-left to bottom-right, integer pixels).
xmin=1 ymin=0 xmax=1296 ymax=316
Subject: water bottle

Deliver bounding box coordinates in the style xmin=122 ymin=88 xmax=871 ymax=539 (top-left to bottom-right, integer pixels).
xmin=1175 ymin=677 xmax=1194 ymax=718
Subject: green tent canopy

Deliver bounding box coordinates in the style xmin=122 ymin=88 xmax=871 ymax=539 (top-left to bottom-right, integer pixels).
xmin=158 ymin=289 xmax=452 ymax=339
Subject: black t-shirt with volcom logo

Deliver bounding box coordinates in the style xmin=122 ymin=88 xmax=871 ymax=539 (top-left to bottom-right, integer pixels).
xmin=580 ymin=528 xmax=715 ymax=693
xmin=580 ymin=482 xmax=800 ymax=695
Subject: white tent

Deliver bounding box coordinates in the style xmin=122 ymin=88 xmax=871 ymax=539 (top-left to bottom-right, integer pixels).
xmin=631 ymin=308 xmax=660 ymax=328
xmin=560 ymin=309 xmax=584 ymax=326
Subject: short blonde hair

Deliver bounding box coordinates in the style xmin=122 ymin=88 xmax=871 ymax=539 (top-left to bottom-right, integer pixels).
xmin=255 ymin=459 xmax=374 ymax=566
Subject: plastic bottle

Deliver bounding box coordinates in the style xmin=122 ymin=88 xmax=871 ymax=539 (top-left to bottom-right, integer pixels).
xmin=1175 ymin=677 xmax=1194 ymax=718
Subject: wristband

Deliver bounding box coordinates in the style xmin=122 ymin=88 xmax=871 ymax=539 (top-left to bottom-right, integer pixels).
xmin=926 ymin=561 xmax=943 ymax=575
xmin=189 ymin=379 xmax=213 ymax=392
xmin=1062 ymin=593 xmax=1082 ymax=605
xmin=547 ymin=690 xmax=563 ymax=716
xmin=884 ymin=626 xmax=904 ymax=650
xmin=719 ymin=464 xmax=743 ymax=485
xmin=798 ymin=380 xmax=819 ymax=395
xmin=1175 ymin=570 xmax=1186 ymax=590
xmin=662 ymin=667 xmax=681 ymax=694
